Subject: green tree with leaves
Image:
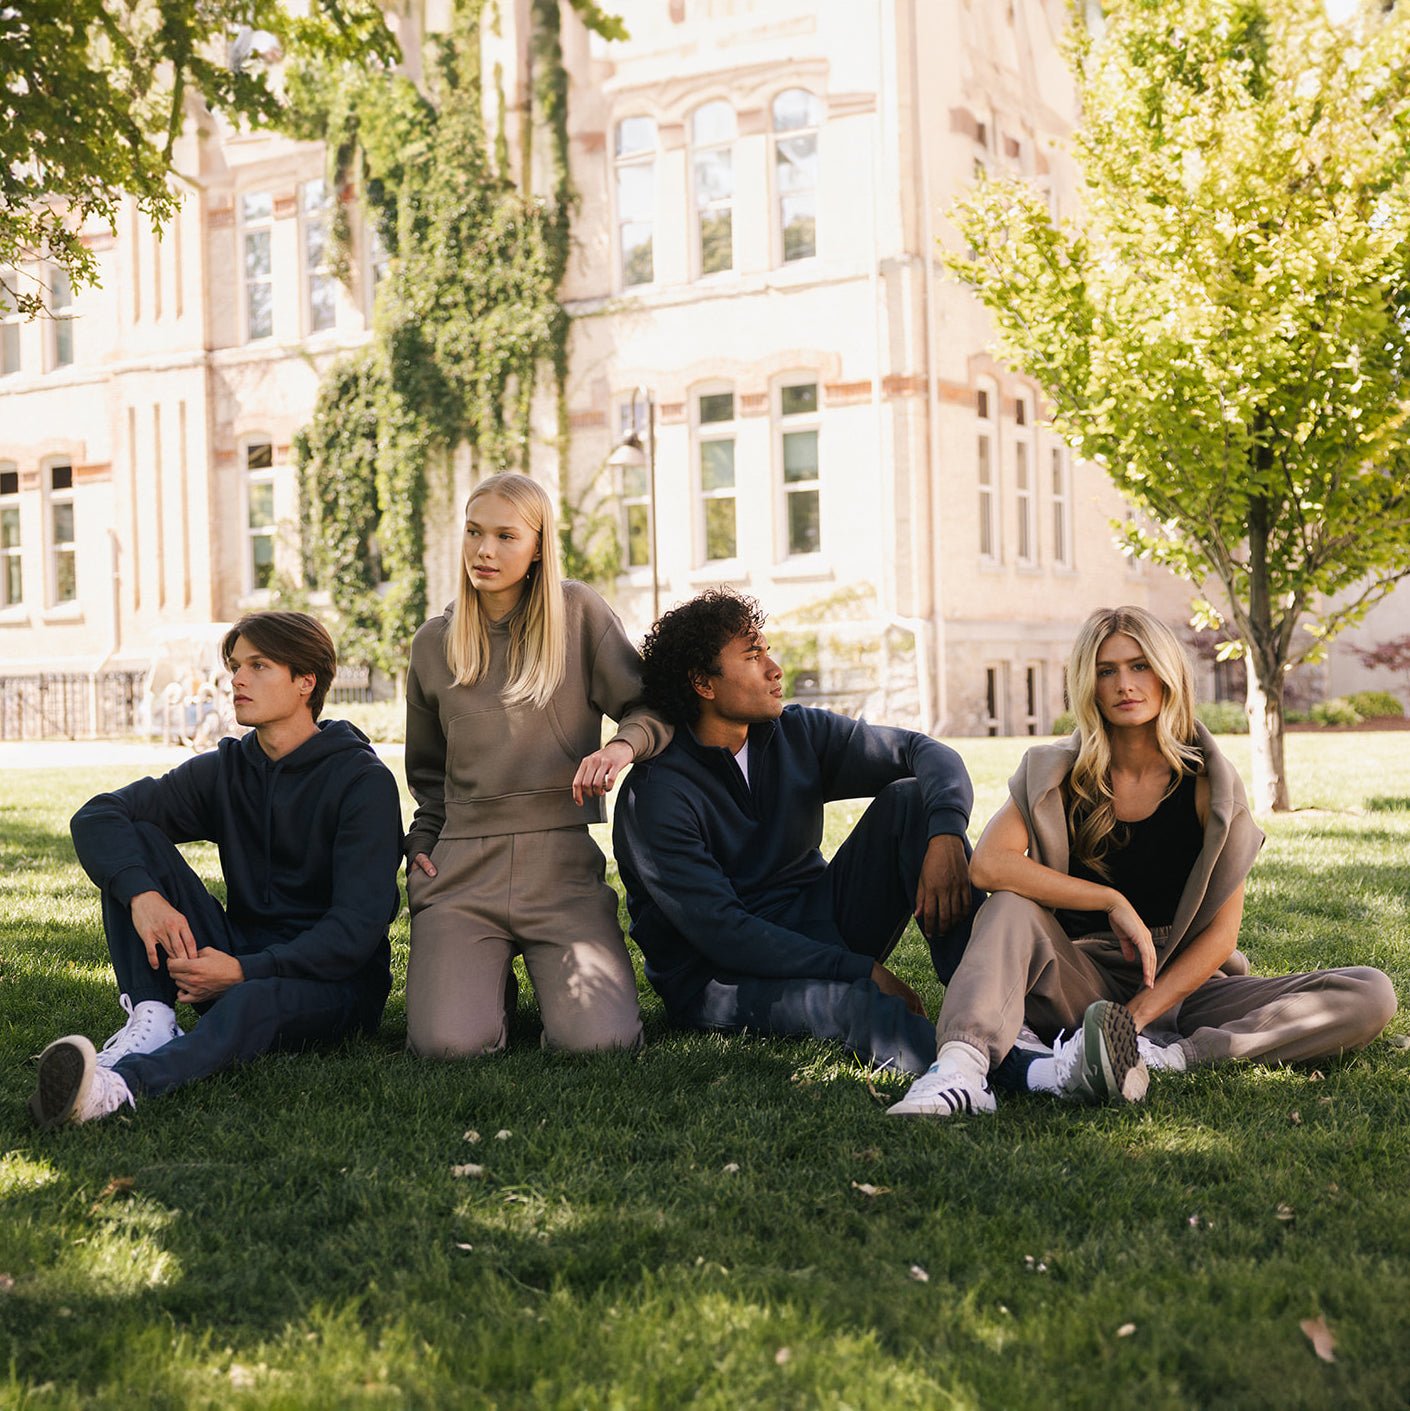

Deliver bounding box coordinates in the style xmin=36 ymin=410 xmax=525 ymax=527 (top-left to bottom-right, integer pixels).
xmin=948 ymin=0 xmax=1410 ymax=810
xmin=0 ymin=0 xmax=395 ymax=314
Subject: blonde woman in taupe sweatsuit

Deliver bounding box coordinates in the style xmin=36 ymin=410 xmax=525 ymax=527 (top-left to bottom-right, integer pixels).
xmin=403 ymin=473 xmax=671 ymax=1057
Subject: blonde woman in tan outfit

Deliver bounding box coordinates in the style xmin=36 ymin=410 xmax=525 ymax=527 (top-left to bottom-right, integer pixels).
xmin=891 ymin=605 xmax=1396 ymax=1118
xmin=403 ymin=473 xmax=671 ymax=1057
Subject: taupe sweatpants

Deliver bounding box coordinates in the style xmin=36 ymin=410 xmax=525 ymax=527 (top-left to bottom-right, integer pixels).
xmin=406 ymin=827 xmax=642 ymax=1058
xmin=939 ymin=892 xmax=1397 ymax=1069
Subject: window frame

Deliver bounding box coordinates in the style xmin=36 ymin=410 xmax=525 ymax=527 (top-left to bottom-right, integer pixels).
xmin=242 ymin=437 xmax=278 ymax=596
xmin=1014 ymin=390 xmax=1037 ymax=567
xmin=0 ymin=462 xmax=21 ymax=608
xmin=1050 ymin=443 xmax=1073 ymax=568
xmin=300 ymin=177 xmax=338 ymax=336
xmin=690 ymin=100 xmax=737 ymax=279
xmin=694 ymin=384 xmax=739 ymax=567
xmin=617 ymin=397 xmax=653 ymax=571
xmin=775 ymin=376 xmax=822 ymax=561
xmin=976 ymin=377 xmax=1000 ymax=564
xmin=614 ymin=115 xmax=658 ymax=290
xmin=239 ymin=190 xmax=275 ymax=343
xmin=44 ymin=459 xmax=76 ymax=606
xmin=771 ymin=88 xmax=821 ymax=265
xmin=1 ymin=269 xmax=21 ymax=377
xmin=48 ymin=266 xmax=74 ymax=370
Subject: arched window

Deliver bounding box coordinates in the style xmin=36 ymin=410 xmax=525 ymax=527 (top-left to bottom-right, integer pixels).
xmin=615 ymin=117 xmax=657 ymax=287
xmin=691 ymin=101 xmax=736 ymax=276
xmin=772 ymin=89 xmax=821 ymax=263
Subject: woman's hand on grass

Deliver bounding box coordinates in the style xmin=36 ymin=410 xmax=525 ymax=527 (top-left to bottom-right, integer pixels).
xmin=572 ymin=740 xmax=634 ymax=805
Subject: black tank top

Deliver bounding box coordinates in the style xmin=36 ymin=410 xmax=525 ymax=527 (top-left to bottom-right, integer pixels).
xmin=1060 ymin=771 xmax=1203 ymax=938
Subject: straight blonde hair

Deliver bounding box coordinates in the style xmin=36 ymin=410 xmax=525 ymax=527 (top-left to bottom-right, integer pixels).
xmin=446 ymin=472 xmax=566 ymax=709
xmin=1065 ymin=605 xmax=1201 ymax=877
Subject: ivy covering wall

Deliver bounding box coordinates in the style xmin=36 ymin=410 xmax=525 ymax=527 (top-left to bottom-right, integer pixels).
xmin=289 ymin=0 xmax=618 ymax=679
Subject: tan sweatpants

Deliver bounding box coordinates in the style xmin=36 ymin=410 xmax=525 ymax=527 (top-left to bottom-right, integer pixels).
xmin=939 ymin=891 xmax=1397 ymax=1069
xmin=405 ymin=827 xmax=643 ymax=1058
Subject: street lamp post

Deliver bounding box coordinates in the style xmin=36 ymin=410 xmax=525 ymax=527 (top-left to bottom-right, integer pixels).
xmin=607 ymin=386 xmax=659 ymax=621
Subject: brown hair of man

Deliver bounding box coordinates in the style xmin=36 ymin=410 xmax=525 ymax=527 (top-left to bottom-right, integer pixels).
xmin=220 ymin=611 xmax=338 ymax=720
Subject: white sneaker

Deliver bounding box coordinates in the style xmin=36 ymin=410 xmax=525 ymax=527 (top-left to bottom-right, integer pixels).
xmin=888 ymin=1042 xmax=997 ymax=1117
xmin=1138 ymin=1034 xmax=1188 ymax=1073
xmin=97 ymin=995 xmax=181 ymax=1067
xmin=1050 ymin=1000 xmax=1149 ymax=1105
xmin=30 ymin=1036 xmax=136 ymax=1129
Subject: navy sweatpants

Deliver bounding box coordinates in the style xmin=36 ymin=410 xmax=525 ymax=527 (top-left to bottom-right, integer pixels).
xmin=670 ymin=780 xmax=979 ymax=1076
xmin=102 ymin=824 xmax=387 ymax=1099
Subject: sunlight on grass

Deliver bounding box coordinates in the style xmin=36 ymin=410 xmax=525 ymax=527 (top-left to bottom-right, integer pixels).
xmin=0 ymin=1152 xmax=59 ymax=1197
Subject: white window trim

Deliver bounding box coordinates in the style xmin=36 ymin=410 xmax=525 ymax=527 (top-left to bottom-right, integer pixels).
xmin=1023 ymin=661 xmax=1044 ymax=735
xmin=300 ymin=178 xmax=338 ymax=337
xmin=694 ymin=384 xmax=740 ymax=570
xmin=690 ymin=101 xmax=736 ymax=280
xmin=43 ymin=459 xmax=75 ymax=607
xmin=613 ymin=116 xmax=658 ymax=292
xmin=616 ymin=397 xmax=653 ymax=574
xmin=976 ymin=377 xmax=1000 ymax=565
xmin=771 ymin=88 xmax=821 ymax=266
xmin=241 ymin=436 xmax=278 ymax=600
xmin=0 ymin=463 xmax=22 ymax=610
xmin=1050 ymin=442 xmax=1073 ymax=569
xmin=774 ymin=375 xmax=824 ymax=565
xmin=0 ymin=269 xmax=22 ymax=378
xmin=239 ymin=191 xmax=275 ymax=344
xmin=1014 ymin=391 xmax=1037 ymax=567
xmin=984 ymin=662 xmax=1008 ymax=736
xmin=47 ymin=266 xmax=74 ymax=371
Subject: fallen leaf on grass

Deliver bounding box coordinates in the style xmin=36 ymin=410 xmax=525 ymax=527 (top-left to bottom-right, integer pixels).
xmin=451 ymin=1163 xmax=485 ymax=1179
xmin=864 ymin=1074 xmax=887 ymax=1106
xmin=0 ymin=1274 xmax=14 ymax=1293
xmin=1388 ymin=1034 xmax=1410 ymax=1050
xmin=722 ymin=1162 xmax=740 ymax=1173
xmin=774 ymin=1347 xmax=792 ymax=1366
xmin=908 ymin=1265 xmax=930 ymax=1283
xmin=1301 ymin=1316 xmax=1336 ymax=1363
xmin=1275 ymin=1203 xmax=1295 ymax=1223
xmin=494 ymin=1129 xmax=512 ymax=1141
xmin=850 ymin=1181 xmax=891 ymax=1197
xmin=90 ymin=1177 xmax=135 ymax=1212
xmin=1288 ymin=1110 xmax=1302 ymax=1126
xmin=1116 ymin=1323 xmax=1136 ymax=1338
xmin=463 ymin=1129 xmax=481 ymax=1144
xmin=453 ymin=1242 xmax=474 ymax=1252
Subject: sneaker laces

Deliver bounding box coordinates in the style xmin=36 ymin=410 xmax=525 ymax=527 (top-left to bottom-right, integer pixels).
xmin=84 ymin=1066 xmax=136 ymax=1120
xmin=99 ymin=996 xmax=175 ymax=1060
xmin=1050 ymin=1028 xmax=1081 ymax=1089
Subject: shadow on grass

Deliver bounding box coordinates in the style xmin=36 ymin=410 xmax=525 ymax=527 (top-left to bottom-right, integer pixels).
xmin=1365 ymin=795 xmax=1410 ymax=813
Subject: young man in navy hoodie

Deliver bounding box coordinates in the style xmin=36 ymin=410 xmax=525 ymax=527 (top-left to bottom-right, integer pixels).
xmin=30 ymin=611 xmax=403 ymax=1128
xmin=614 ymin=589 xmax=978 ymax=1076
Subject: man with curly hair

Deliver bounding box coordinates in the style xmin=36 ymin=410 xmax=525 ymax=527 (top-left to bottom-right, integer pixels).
xmin=613 ymin=588 xmax=977 ymax=1074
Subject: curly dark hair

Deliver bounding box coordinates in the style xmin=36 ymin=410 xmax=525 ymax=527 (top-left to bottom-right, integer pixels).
xmin=641 ymin=588 xmax=767 ymax=726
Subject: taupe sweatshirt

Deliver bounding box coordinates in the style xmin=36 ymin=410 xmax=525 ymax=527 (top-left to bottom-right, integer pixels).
xmin=404 ymin=581 xmax=671 ymax=859
xmin=1007 ymin=721 xmax=1264 ymax=969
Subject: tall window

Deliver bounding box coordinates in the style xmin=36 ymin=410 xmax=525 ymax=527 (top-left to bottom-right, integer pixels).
xmin=977 ymin=382 xmax=998 ymax=561
xmin=698 ymin=389 xmax=737 ymax=562
xmin=1 ymin=271 xmax=20 ymax=375
xmin=1024 ymin=664 xmax=1043 ymax=735
xmin=50 ymin=267 xmax=73 ymax=368
xmin=779 ymin=380 xmax=821 ymax=556
xmin=0 ymin=464 xmax=20 ymax=606
xmin=615 ymin=117 xmax=656 ymax=288
xmin=241 ymin=191 xmax=274 ymax=341
xmin=773 ymin=89 xmax=820 ymax=262
xmin=1015 ymin=393 xmax=1035 ymax=565
xmin=692 ymin=101 xmax=735 ymax=276
xmin=47 ymin=462 xmax=75 ymax=604
xmin=302 ymin=179 xmax=337 ymax=333
xmin=1051 ymin=445 xmax=1072 ymax=567
xmin=368 ymin=221 xmax=390 ymax=295
xmin=618 ymin=399 xmax=651 ymax=568
xmin=984 ymin=664 xmax=1006 ymax=736
xmin=245 ymin=440 xmax=276 ymax=591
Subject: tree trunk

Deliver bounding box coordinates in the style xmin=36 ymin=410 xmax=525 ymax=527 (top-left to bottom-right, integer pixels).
xmin=1244 ymin=649 xmax=1290 ymax=812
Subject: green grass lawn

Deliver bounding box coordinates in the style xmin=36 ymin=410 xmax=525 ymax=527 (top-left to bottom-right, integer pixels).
xmin=2 ymin=733 xmax=1408 ymax=1410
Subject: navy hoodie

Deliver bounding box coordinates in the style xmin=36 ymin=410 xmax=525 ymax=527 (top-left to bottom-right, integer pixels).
xmin=613 ymin=704 xmax=973 ymax=1011
xmin=70 ymin=720 xmax=402 ymax=1000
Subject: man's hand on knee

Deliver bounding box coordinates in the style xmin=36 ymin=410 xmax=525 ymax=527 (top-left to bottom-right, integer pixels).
xmin=130 ymin=890 xmax=198 ymax=967
xmin=914 ymin=834 xmax=970 ymax=939
xmin=167 ymin=948 xmax=245 ymax=1005
xmin=871 ymin=961 xmax=927 ymax=1018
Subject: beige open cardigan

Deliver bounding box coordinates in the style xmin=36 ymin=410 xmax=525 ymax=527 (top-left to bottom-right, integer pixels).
xmin=1005 ymin=722 xmax=1265 ymax=968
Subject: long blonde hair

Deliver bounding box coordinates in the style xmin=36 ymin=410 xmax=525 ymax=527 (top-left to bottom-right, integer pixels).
xmin=446 ymin=472 xmax=566 ymax=709
xmin=1065 ymin=605 xmax=1201 ymax=877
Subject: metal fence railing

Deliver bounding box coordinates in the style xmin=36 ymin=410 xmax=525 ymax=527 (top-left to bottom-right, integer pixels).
xmin=0 ymin=671 xmax=148 ymax=741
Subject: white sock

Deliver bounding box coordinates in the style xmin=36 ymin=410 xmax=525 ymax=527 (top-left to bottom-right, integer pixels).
xmin=1025 ymin=1055 xmax=1061 ymax=1093
xmin=936 ymin=1040 xmax=989 ymax=1076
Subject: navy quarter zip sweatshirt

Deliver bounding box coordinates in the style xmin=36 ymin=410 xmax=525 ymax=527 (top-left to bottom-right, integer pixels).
xmin=70 ymin=719 xmax=402 ymax=1000
xmin=613 ymin=704 xmax=974 ymax=1011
